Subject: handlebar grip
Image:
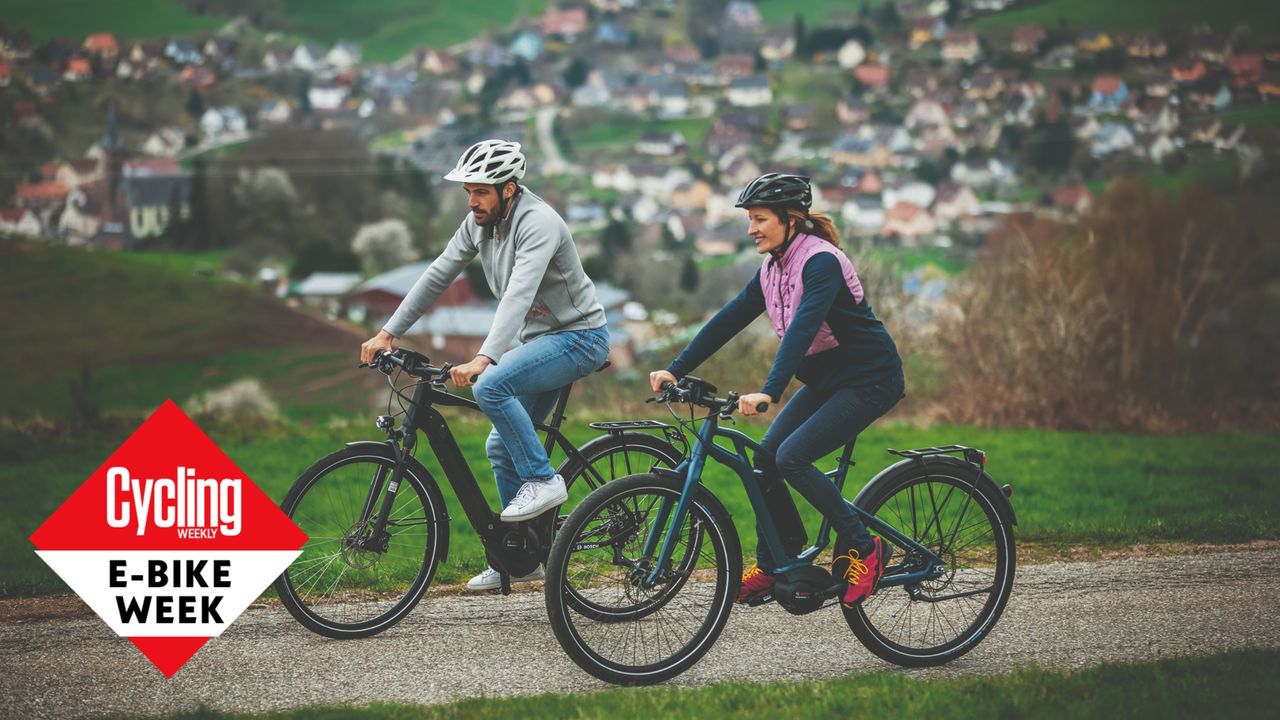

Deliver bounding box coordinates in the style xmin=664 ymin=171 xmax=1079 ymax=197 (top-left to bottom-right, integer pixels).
xmin=755 ymin=402 xmax=770 ymax=413
xmin=660 ymin=381 xmax=674 ymax=391
xmin=470 ymin=375 xmax=479 ymax=383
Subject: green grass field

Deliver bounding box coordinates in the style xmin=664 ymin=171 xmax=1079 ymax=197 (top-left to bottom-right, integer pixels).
xmin=0 ymin=0 xmax=224 ymax=43
xmin=112 ymin=648 xmax=1280 ymax=719
xmin=280 ymin=0 xmax=549 ymax=63
xmin=3 ymin=414 xmax=1276 ymax=595
xmin=572 ymin=116 xmax=715 ymax=153
xmin=972 ymin=0 xmax=1280 ymax=40
xmin=0 ymin=236 xmax=376 ymax=425
xmin=755 ymin=0 xmax=885 ymax=27
xmin=0 ymin=0 xmax=549 ymax=64
xmin=1214 ymin=105 xmax=1280 ymax=128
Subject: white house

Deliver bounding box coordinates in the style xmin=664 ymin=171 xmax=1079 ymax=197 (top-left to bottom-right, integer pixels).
xmin=325 ymin=42 xmax=362 ymax=71
xmin=837 ymin=40 xmax=867 ymax=69
xmin=727 ymin=76 xmax=772 ymax=107
xmin=1091 ymin=123 xmax=1137 ymax=158
xmin=592 ymin=164 xmax=637 ymax=193
xmin=291 ymin=43 xmax=326 ymax=71
xmin=258 ymin=99 xmax=293 ymax=125
xmin=141 ymin=127 xmax=186 ymax=157
xmin=308 ymin=84 xmax=349 ymax=112
xmin=842 ymin=195 xmax=886 ymax=234
xmin=653 ymin=82 xmax=691 ymax=119
xmin=883 ymin=181 xmax=937 ymax=210
xmin=200 ymin=106 xmax=247 ymax=141
xmin=0 ymin=206 xmax=41 ymax=236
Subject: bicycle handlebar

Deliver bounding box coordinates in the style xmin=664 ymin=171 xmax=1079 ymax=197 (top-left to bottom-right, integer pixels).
xmin=655 ymin=378 xmax=768 ymax=416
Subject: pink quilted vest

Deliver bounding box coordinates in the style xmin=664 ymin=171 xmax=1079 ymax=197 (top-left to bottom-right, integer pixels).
xmin=761 ymin=233 xmax=865 ymax=356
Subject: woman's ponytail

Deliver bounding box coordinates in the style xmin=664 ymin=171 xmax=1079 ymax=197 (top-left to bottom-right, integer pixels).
xmin=785 ymin=208 xmax=842 ymax=248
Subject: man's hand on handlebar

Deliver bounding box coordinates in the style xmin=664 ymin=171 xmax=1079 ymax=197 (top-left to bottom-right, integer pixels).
xmin=450 ymin=355 xmax=492 ymax=388
xmin=361 ymin=329 xmax=396 ymax=365
xmin=739 ymin=392 xmax=772 ymax=417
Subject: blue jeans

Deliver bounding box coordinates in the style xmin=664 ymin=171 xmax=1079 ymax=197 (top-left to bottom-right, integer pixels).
xmin=473 ymin=325 xmax=611 ymax=505
xmin=754 ymin=375 xmax=905 ymax=571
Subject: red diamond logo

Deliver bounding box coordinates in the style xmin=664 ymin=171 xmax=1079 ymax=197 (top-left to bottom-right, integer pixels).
xmin=30 ymin=400 xmax=306 ymax=677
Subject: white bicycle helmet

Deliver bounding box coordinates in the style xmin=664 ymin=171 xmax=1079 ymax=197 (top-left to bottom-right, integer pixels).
xmin=444 ymin=139 xmax=527 ymax=184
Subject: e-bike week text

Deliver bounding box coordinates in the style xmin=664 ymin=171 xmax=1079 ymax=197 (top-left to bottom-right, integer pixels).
xmin=106 ymin=467 xmax=241 ymax=537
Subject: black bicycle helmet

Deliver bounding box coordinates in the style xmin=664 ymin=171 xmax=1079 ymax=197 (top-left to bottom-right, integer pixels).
xmin=734 ymin=173 xmax=812 ymax=210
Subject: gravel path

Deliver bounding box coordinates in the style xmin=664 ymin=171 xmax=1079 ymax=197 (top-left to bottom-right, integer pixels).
xmin=2 ymin=549 xmax=1278 ymax=718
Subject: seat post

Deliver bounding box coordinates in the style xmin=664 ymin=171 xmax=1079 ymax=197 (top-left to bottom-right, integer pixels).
xmin=541 ymin=383 xmax=574 ymax=455
xmin=839 ymin=438 xmax=857 ymax=465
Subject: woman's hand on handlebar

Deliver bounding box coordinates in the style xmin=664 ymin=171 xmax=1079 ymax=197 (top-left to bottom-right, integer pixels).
xmin=361 ymin=329 xmax=395 ymax=365
xmin=739 ymin=392 xmax=772 ymax=417
xmin=649 ymin=370 xmax=677 ymax=393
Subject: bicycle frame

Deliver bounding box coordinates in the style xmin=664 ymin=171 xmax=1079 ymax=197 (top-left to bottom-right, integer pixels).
xmin=358 ymin=375 xmax=644 ymax=573
xmin=641 ymin=411 xmax=946 ymax=589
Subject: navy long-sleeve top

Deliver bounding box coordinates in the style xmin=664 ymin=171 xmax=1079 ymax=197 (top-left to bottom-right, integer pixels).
xmin=667 ymin=253 xmax=902 ymax=401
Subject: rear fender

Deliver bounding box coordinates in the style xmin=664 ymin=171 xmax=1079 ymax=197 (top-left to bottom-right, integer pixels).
xmin=853 ymin=455 xmax=1017 ymax=527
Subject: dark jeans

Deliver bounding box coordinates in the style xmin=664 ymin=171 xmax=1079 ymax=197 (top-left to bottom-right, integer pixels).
xmin=754 ymin=375 xmax=905 ymax=572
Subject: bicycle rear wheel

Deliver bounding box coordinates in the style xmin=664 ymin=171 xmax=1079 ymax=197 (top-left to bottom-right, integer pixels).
xmin=545 ymin=473 xmax=741 ymax=685
xmin=274 ymin=444 xmax=448 ymax=639
xmin=843 ymin=460 xmax=1015 ymax=666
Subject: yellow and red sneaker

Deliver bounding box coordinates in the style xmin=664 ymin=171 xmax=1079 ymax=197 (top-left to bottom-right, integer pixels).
xmin=834 ymin=537 xmax=888 ymax=607
xmin=736 ymin=565 xmax=775 ymax=604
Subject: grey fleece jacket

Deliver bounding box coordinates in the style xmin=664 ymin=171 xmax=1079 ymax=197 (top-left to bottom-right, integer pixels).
xmin=382 ymin=188 xmax=606 ymax=363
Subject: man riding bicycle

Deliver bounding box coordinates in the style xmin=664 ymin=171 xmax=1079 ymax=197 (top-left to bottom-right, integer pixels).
xmin=361 ymin=139 xmax=610 ymax=591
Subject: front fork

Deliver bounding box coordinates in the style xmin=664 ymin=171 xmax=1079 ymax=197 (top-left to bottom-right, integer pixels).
xmin=354 ymin=422 xmax=416 ymax=553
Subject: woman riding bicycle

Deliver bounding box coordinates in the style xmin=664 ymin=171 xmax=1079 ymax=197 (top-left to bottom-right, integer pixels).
xmin=649 ymin=173 xmax=904 ymax=608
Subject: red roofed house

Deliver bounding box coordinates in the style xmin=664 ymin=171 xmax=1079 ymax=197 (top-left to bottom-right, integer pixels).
xmin=716 ymin=53 xmax=756 ymax=81
xmin=180 ymin=64 xmax=217 ymax=91
xmin=1172 ymin=58 xmax=1207 ymax=83
xmin=418 ymin=47 xmax=460 ymax=76
xmin=55 ymin=157 xmax=104 ymax=190
xmin=1226 ymin=53 xmax=1263 ymax=87
xmin=83 ymin=33 xmax=118 ymax=62
xmin=64 ymin=56 xmax=92 ymax=81
xmin=1011 ymin=24 xmax=1045 ymax=54
xmin=541 ymin=7 xmax=589 ymax=40
xmin=942 ymin=31 xmax=980 ymax=63
xmin=15 ymin=181 xmax=69 ymax=209
xmin=854 ymin=63 xmax=891 ymax=91
xmin=0 ymin=206 xmax=41 ymax=236
xmin=882 ymin=201 xmax=936 ymax=240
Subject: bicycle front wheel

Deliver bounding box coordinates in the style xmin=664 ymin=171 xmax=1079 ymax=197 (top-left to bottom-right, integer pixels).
xmin=274 ymin=444 xmax=449 ymax=639
xmin=545 ymin=473 xmax=741 ymax=686
xmin=843 ymin=460 xmax=1015 ymax=666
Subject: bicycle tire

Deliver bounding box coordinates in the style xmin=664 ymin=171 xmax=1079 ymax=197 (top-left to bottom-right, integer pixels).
xmin=556 ymin=433 xmax=694 ymax=620
xmin=842 ymin=459 xmax=1015 ymax=667
xmin=274 ymin=443 xmax=449 ymax=639
xmin=545 ymin=473 xmax=741 ymax=686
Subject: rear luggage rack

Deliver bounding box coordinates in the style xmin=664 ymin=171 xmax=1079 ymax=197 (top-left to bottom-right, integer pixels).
xmin=888 ymin=444 xmax=987 ymax=470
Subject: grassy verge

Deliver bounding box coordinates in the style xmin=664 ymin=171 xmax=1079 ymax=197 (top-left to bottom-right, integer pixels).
xmin=2 ymin=0 xmax=224 ymax=44
xmin=113 ymin=648 xmax=1280 ymax=719
xmin=0 ymin=236 xmax=374 ymax=424
xmin=280 ymin=0 xmax=550 ymax=63
xmin=3 ymin=416 xmax=1276 ymax=595
xmin=972 ymin=0 xmax=1280 ymax=41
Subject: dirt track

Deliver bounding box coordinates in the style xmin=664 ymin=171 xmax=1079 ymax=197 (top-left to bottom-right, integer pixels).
xmin=2 ymin=549 xmax=1278 ymax=719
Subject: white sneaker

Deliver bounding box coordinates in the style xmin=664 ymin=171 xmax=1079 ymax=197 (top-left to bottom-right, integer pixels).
xmin=465 ymin=565 xmax=544 ymax=591
xmin=500 ymin=474 xmax=568 ymax=522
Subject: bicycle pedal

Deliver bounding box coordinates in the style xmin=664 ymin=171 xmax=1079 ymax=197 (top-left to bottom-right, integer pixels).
xmin=746 ymin=592 xmax=774 ymax=607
